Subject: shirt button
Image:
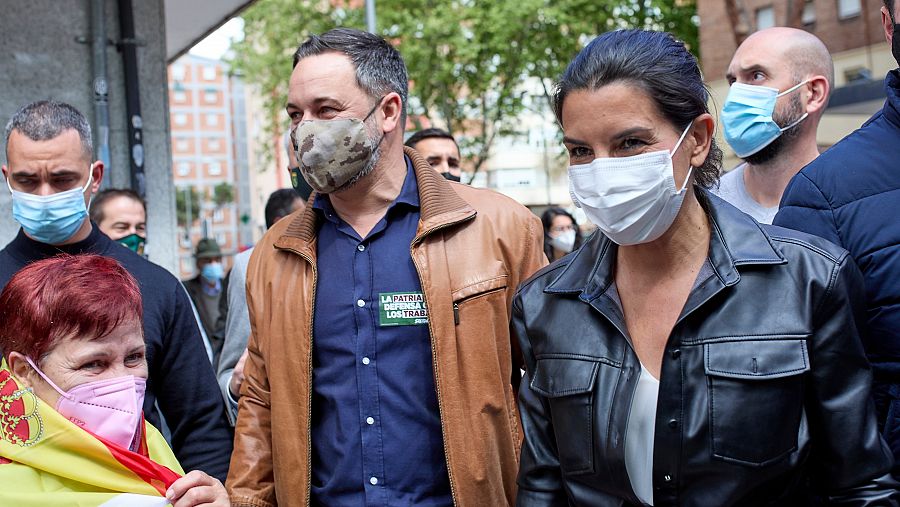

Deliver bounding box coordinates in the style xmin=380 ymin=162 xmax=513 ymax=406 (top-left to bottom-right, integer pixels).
xmin=670 ymin=349 xmax=681 ymax=359
xmin=357 ymin=244 xmax=365 ymax=252
xmin=366 ymin=417 xmax=375 ymax=425
xmin=362 ymin=357 xmax=370 ymax=365
xmin=357 ymin=299 xmax=365 ymax=307
xmin=664 ymin=474 xmax=673 ymax=482
xmin=668 ymin=418 xmax=678 ymax=428
xmin=369 ymin=476 xmax=378 ymax=485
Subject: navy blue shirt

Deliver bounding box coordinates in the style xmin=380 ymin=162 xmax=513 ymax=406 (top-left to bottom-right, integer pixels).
xmin=310 ymin=159 xmax=452 ymax=506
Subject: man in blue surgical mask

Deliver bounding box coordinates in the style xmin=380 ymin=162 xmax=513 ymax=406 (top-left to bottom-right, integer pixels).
xmin=183 ymin=237 xmax=226 ymax=361
xmin=0 ymin=100 xmax=233 ymax=480
xmin=714 ymin=27 xmax=832 ymax=224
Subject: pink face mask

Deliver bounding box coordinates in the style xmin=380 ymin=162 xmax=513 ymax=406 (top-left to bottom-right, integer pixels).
xmin=25 ymin=356 xmax=146 ymax=451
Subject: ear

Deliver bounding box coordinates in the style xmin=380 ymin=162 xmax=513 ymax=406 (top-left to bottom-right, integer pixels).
xmin=90 ymin=161 xmax=104 ymax=194
xmin=883 ymin=6 xmax=894 ymax=45
xmin=7 ymin=351 xmax=36 ymax=388
xmin=804 ymin=75 xmax=830 ymax=114
xmin=688 ymin=113 xmax=715 ymax=169
xmin=378 ymin=92 xmax=403 ymax=134
xmin=1 ymin=165 xmax=8 ymax=180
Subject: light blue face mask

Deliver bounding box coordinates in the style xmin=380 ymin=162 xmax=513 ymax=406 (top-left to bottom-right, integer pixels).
xmin=6 ymin=167 xmax=93 ymax=245
xmin=721 ymin=81 xmax=809 ymax=158
xmin=201 ymin=262 xmax=225 ymax=283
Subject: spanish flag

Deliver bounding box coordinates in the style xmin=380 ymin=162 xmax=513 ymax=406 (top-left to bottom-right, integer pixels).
xmin=0 ymin=366 xmax=184 ymax=506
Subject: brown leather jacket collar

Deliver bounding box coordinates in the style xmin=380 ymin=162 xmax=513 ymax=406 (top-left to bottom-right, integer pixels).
xmin=273 ymin=147 xmax=476 ymax=256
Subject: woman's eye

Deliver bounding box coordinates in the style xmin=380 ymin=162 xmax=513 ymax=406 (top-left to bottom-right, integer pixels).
xmin=568 ymin=146 xmax=591 ymax=159
xmin=621 ymin=138 xmax=647 ymax=151
xmin=125 ymin=353 xmax=144 ymax=365
xmin=79 ymin=361 xmax=104 ymax=371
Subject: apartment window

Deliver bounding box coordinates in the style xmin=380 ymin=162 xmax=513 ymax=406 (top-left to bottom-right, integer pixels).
xmin=171 ymin=65 xmax=185 ymax=81
xmin=208 ymin=161 xmax=223 ymax=176
xmin=215 ymin=232 xmax=227 ymax=246
xmin=177 ymin=162 xmax=191 ymax=176
xmin=173 ymin=113 xmax=188 ymax=126
xmin=756 ymin=6 xmax=775 ymax=30
xmin=205 ymin=113 xmax=219 ymax=127
xmin=204 ymin=90 xmax=218 ymax=103
xmin=208 ymin=139 xmax=221 ymax=151
xmin=844 ymin=66 xmax=872 ymax=83
xmin=213 ymin=208 xmax=225 ymax=222
xmin=802 ymin=1 xmax=816 ymax=24
xmin=202 ymin=66 xmax=217 ymax=80
xmin=173 ymin=90 xmax=187 ymax=103
xmin=175 ymin=139 xmax=189 ymax=152
xmin=837 ymin=0 xmax=861 ymax=19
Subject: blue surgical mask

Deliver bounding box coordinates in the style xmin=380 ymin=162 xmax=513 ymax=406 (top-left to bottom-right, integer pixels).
xmin=721 ymin=81 xmax=809 ymax=158
xmin=6 ymin=167 xmax=94 ymax=244
xmin=201 ymin=262 xmax=224 ymax=283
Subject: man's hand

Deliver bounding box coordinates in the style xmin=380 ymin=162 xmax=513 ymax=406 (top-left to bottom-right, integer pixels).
xmin=228 ymin=349 xmax=249 ymax=398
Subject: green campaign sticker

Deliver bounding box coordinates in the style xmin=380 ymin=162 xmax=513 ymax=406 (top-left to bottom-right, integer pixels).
xmin=379 ymin=292 xmax=428 ymax=326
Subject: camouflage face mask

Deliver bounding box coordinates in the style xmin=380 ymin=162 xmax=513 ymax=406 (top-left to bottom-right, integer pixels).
xmin=292 ymin=99 xmax=383 ymax=194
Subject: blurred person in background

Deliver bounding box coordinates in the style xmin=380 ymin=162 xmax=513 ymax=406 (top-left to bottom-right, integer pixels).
xmin=217 ymin=187 xmax=304 ymax=424
xmin=405 ymin=128 xmax=463 ymax=182
xmin=514 ymin=29 xmax=897 ymax=506
xmin=183 ymin=238 xmax=226 ymax=361
xmin=90 ymin=188 xmax=147 ymax=255
xmin=0 ymin=254 xmax=228 ymax=506
xmin=0 ymin=100 xmax=233 ymax=480
xmin=541 ymin=207 xmax=583 ymax=262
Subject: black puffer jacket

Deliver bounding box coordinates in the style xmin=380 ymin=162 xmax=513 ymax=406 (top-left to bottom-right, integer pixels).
xmin=513 ymin=192 xmax=898 ymax=506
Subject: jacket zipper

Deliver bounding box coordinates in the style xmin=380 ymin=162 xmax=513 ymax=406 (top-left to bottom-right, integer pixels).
xmin=453 ymin=286 xmax=506 ymax=326
xmin=277 ymin=245 xmax=317 ymax=507
xmin=410 ymin=214 xmax=476 ymax=507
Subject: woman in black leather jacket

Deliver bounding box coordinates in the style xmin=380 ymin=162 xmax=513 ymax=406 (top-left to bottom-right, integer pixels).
xmin=513 ymin=29 xmax=898 ymax=506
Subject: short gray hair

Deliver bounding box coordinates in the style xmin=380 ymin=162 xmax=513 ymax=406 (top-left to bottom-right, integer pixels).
xmin=4 ymin=100 xmax=93 ymax=160
xmin=293 ymin=28 xmax=408 ymax=125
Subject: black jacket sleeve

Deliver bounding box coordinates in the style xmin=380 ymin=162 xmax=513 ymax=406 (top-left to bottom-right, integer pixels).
xmin=512 ymin=294 xmax=569 ymax=506
xmin=807 ymin=252 xmax=899 ymax=504
xmin=155 ymin=281 xmax=234 ymax=481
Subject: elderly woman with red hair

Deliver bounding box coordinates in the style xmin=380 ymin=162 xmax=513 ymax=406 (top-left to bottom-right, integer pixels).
xmin=0 ymin=254 xmax=228 ymax=506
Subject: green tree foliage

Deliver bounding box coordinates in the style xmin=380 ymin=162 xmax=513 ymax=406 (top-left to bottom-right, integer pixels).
xmin=230 ymin=0 xmax=698 ymax=176
xmin=213 ymin=182 xmax=236 ymax=207
xmin=176 ymin=186 xmax=201 ymax=227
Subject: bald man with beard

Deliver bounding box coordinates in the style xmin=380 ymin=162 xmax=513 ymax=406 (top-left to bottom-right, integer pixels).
xmin=714 ymin=27 xmax=833 ymax=224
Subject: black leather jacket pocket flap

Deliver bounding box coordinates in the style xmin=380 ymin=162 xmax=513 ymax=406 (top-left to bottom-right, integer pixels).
xmin=531 ymin=358 xmax=600 ymax=398
xmin=705 ymin=339 xmax=809 ymax=380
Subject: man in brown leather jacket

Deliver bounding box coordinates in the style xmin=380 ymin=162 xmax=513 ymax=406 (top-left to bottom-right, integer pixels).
xmin=226 ymin=28 xmax=546 ymax=507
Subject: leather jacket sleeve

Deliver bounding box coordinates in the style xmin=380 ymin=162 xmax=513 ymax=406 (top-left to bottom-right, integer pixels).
xmin=513 ymin=294 xmax=569 ymax=506
xmin=807 ymin=253 xmax=899 ymax=504
xmin=225 ymin=258 xmax=277 ymax=507
xmin=510 ymin=215 xmax=548 ymax=388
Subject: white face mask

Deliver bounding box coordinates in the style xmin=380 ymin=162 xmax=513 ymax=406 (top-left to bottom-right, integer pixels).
xmin=568 ymin=122 xmax=693 ymax=246
xmin=550 ymin=229 xmax=576 ymax=253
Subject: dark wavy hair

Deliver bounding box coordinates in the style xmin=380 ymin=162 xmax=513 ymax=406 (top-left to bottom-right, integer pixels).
xmin=553 ymin=29 xmax=722 ymax=189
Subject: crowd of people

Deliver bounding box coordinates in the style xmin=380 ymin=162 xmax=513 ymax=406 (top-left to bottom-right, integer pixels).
xmin=1 ymin=1 xmax=900 ymax=506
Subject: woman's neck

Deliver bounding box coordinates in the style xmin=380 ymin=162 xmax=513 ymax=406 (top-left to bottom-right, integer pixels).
xmin=616 ymin=193 xmax=711 ymax=279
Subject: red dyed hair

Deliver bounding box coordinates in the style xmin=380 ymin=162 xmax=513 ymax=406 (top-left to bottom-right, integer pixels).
xmin=0 ymin=254 xmax=143 ymax=362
